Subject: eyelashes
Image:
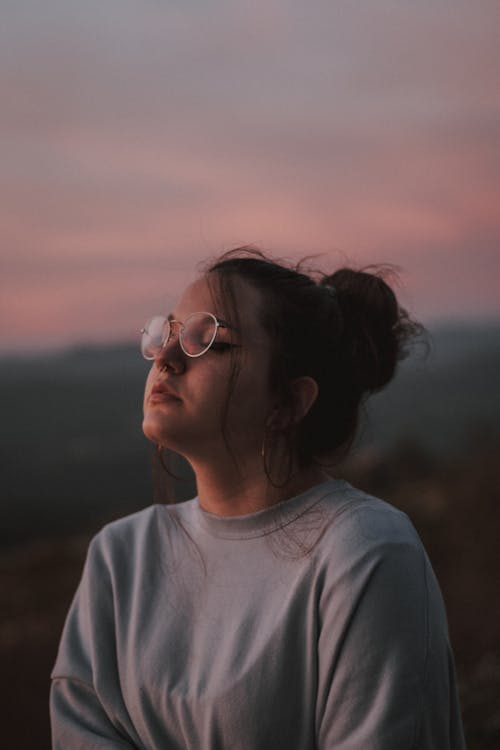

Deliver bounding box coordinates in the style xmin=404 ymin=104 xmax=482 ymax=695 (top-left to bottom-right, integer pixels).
xmin=210 ymin=342 xmax=236 ymax=353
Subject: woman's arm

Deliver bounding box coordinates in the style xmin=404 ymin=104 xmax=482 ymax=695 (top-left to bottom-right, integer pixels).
xmin=50 ymin=532 xmax=141 ymax=749
xmin=50 ymin=677 xmax=138 ymax=749
xmin=316 ymin=512 xmax=466 ymax=749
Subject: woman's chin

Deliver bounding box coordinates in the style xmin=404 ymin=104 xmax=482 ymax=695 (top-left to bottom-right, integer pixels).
xmin=142 ymin=414 xmax=189 ymax=453
xmin=143 ymin=415 xmax=173 ymax=447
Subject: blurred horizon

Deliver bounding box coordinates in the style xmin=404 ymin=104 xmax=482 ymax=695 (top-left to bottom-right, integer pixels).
xmin=1 ymin=306 xmax=500 ymax=357
xmin=0 ymin=312 xmax=499 ymax=358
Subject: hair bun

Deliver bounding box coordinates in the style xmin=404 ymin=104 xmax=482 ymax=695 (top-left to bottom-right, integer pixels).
xmin=322 ymin=267 xmax=421 ymax=393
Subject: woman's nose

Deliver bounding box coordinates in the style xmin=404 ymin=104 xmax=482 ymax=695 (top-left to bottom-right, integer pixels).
xmin=155 ymin=331 xmax=186 ymax=374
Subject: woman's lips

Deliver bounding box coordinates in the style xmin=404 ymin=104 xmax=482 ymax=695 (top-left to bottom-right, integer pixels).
xmin=149 ymin=382 xmax=182 ymax=403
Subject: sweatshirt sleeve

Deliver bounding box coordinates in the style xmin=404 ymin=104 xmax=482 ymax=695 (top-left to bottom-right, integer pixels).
xmin=50 ymin=677 xmax=137 ymax=749
xmin=50 ymin=531 xmax=141 ymax=749
xmin=316 ymin=508 xmax=466 ymax=750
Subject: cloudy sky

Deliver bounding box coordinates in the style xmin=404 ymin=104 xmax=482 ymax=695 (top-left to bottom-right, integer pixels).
xmin=1 ymin=0 xmax=499 ymax=351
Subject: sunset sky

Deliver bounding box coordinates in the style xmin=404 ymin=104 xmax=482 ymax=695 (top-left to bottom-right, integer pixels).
xmin=1 ymin=0 xmax=499 ymax=352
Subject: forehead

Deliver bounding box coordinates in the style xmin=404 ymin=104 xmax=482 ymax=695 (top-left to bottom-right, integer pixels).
xmin=175 ymin=274 xmax=267 ymax=342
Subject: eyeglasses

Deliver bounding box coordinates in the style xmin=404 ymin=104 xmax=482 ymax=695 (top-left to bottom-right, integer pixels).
xmin=141 ymin=312 xmax=235 ymax=359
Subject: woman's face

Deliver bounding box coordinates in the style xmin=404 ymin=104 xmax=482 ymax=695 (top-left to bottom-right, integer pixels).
xmin=142 ymin=273 xmax=276 ymax=464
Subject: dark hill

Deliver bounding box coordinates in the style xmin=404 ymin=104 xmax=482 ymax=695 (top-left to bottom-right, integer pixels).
xmin=1 ymin=321 xmax=499 ymax=545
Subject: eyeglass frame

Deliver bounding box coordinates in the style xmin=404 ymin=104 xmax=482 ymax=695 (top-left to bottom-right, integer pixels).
xmin=140 ymin=311 xmax=236 ymax=360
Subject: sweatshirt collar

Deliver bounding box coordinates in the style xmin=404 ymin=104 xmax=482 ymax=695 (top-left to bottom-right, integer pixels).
xmin=193 ymin=478 xmax=350 ymax=539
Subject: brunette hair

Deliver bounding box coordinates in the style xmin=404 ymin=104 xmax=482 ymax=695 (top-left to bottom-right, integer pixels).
xmin=205 ymin=246 xmax=424 ymax=468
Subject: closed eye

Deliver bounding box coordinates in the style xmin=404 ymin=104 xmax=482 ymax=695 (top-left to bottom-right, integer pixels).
xmin=210 ymin=341 xmax=240 ymax=352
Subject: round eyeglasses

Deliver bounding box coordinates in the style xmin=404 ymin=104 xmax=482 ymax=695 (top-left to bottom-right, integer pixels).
xmin=141 ymin=312 xmax=233 ymax=359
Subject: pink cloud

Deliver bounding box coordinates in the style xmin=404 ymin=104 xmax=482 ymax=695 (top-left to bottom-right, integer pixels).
xmin=1 ymin=1 xmax=499 ymax=350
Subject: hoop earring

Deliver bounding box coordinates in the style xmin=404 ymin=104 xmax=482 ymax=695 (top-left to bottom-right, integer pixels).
xmin=260 ymin=424 xmax=295 ymax=489
xmin=151 ymin=444 xmax=186 ymax=505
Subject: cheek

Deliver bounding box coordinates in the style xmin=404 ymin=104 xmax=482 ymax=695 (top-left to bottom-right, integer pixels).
xmin=230 ymin=368 xmax=273 ymax=425
xmin=143 ymin=366 xmax=156 ymax=409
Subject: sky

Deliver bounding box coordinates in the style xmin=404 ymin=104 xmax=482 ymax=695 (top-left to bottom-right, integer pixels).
xmin=1 ymin=0 xmax=499 ymax=351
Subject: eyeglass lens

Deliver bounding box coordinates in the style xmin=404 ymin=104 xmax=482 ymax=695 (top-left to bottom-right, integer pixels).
xmin=141 ymin=313 xmax=218 ymax=359
xmin=181 ymin=313 xmax=217 ymax=355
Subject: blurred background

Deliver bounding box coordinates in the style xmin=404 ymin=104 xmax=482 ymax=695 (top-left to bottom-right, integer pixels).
xmin=1 ymin=1 xmax=499 ymax=747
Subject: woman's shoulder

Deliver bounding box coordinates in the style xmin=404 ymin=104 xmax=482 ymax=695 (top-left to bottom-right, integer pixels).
xmin=315 ymin=480 xmax=423 ymax=559
xmin=91 ymin=504 xmax=158 ymax=548
xmin=85 ymin=500 xmax=198 ymax=571
xmin=313 ymin=482 xmax=438 ymax=613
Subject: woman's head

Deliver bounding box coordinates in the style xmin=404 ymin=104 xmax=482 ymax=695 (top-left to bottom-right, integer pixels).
xmin=143 ymin=246 xmax=423 ymax=478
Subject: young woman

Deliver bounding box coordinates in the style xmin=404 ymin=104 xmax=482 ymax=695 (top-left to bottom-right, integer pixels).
xmin=51 ymin=248 xmax=466 ymax=749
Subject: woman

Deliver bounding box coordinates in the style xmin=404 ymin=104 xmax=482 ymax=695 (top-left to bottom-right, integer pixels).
xmin=50 ymin=248 xmax=466 ymax=748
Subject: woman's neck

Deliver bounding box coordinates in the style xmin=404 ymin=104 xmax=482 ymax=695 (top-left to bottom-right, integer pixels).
xmin=191 ymin=456 xmax=331 ymax=516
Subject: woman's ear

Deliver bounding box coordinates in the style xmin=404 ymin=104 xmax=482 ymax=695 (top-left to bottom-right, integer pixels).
xmin=267 ymin=376 xmax=318 ymax=431
xmin=289 ymin=376 xmax=319 ymax=423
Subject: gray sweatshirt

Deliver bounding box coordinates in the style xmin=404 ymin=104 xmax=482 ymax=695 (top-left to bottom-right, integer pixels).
xmin=50 ymin=479 xmax=466 ymax=749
